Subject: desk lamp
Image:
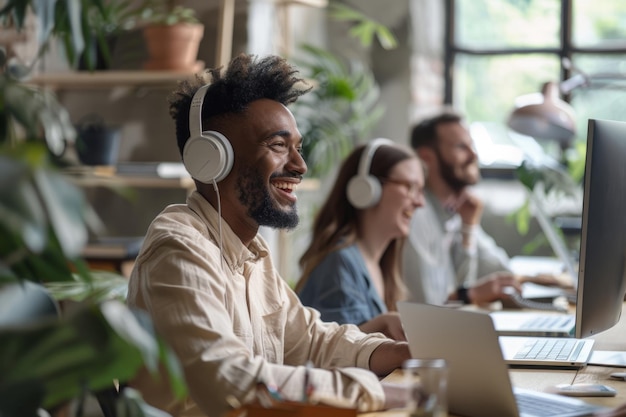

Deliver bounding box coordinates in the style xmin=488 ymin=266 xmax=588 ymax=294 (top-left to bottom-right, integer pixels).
xmin=507 ymin=80 xmax=580 ymax=149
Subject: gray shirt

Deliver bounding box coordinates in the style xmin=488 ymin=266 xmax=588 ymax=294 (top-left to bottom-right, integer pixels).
xmin=402 ymin=190 xmax=511 ymax=305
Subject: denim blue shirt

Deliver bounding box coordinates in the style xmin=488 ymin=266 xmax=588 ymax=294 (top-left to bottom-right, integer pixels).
xmin=297 ymin=244 xmax=387 ymax=326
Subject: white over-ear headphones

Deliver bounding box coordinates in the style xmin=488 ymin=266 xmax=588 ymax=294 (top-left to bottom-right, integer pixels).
xmin=182 ymin=84 xmax=234 ymax=183
xmin=346 ymin=138 xmax=394 ymax=209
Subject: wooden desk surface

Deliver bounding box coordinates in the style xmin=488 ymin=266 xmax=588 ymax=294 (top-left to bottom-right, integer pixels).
xmin=362 ymin=304 xmax=626 ymax=416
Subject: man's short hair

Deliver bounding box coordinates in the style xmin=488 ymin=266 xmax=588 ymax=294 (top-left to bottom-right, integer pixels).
xmin=168 ymin=54 xmax=312 ymax=155
xmin=410 ymin=112 xmax=463 ymax=150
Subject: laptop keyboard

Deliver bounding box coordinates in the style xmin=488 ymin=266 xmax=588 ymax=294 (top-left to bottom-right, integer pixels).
xmin=516 ymin=391 xmax=593 ymax=416
xmin=521 ymin=315 xmax=575 ymax=330
xmin=514 ymin=338 xmax=583 ymax=361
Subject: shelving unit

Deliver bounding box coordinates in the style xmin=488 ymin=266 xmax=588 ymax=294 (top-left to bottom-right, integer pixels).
xmin=30 ymin=0 xmax=329 ymax=279
xmin=30 ymin=70 xmax=199 ymax=90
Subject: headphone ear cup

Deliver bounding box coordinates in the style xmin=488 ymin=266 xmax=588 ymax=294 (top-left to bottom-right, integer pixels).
xmin=347 ymin=175 xmax=382 ymax=209
xmin=183 ymin=131 xmax=234 ymax=183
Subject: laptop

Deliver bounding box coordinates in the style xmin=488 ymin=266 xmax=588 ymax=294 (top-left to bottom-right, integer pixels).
xmin=490 ymin=310 xmax=576 ymax=337
xmin=397 ymin=302 xmax=602 ymax=417
xmin=490 ymin=190 xmax=578 ymax=337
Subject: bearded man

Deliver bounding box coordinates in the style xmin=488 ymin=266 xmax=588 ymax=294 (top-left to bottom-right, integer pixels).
xmin=402 ymin=111 xmax=526 ymax=306
xmin=126 ymin=54 xmax=411 ymax=417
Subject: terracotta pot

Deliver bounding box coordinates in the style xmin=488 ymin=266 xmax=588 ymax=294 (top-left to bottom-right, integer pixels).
xmin=142 ymin=23 xmax=204 ymax=71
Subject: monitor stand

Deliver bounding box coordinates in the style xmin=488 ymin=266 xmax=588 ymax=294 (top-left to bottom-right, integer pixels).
xmin=588 ymin=351 xmax=626 ymax=368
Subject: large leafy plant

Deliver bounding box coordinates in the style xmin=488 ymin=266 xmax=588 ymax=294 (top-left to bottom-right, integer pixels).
xmin=292 ymin=2 xmax=397 ymax=177
xmin=0 ymin=2 xmax=186 ymax=416
xmin=0 ymin=0 xmax=132 ymax=71
xmin=292 ymin=44 xmax=385 ymax=177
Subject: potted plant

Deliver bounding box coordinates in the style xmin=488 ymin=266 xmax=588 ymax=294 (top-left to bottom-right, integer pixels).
xmin=290 ymin=3 xmax=397 ymax=178
xmin=0 ymin=1 xmax=186 ymax=415
xmin=78 ymin=0 xmax=142 ymax=71
xmin=291 ymin=44 xmax=386 ymax=178
xmin=135 ymin=0 xmax=204 ymax=72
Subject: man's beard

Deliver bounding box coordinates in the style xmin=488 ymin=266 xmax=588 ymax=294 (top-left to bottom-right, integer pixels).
xmin=434 ymin=147 xmax=478 ymax=193
xmin=236 ymin=166 xmax=299 ymax=230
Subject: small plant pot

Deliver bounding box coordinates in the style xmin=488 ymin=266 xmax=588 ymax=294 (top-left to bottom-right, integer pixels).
xmin=142 ymin=23 xmax=204 ymax=71
xmin=75 ymin=115 xmax=121 ymax=166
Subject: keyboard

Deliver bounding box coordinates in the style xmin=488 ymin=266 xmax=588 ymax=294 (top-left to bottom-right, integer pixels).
xmin=514 ymin=338 xmax=584 ymax=361
xmin=516 ymin=391 xmax=595 ymax=416
xmin=521 ymin=315 xmax=575 ymax=330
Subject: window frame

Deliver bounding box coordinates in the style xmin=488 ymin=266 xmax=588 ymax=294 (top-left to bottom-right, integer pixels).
xmin=443 ymin=0 xmax=626 ymax=107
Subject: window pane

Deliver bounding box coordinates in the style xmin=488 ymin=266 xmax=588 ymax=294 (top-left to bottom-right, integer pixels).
xmin=455 ymin=0 xmax=561 ymax=49
xmin=572 ymin=53 xmax=626 ymax=78
xmin=570 ymin=54 xmax=626 ymax=140
xmin=573 ymin=0 xmax=626 ymax=48
xmin=454 ymin=54 xmax=560 ymax=124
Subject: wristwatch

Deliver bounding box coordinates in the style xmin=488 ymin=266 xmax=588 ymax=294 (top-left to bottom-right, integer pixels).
xmin=456 ymin=285 xmax=471 ymax=304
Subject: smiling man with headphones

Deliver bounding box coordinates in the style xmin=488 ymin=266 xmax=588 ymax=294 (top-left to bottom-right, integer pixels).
xmin=125 ymin=54 xmax=411 ymax=417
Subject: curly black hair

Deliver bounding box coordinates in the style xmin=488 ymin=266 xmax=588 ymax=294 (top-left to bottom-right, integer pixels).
xmin=168 ymin=53 xmax=312 ymax=155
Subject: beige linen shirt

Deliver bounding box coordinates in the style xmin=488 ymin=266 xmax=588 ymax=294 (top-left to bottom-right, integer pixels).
xmin=127 ymin=191 xmax=389 ymax=417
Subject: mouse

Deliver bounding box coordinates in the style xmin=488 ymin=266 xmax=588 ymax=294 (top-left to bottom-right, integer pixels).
xmin=610 ymin=372 xmax=626 ymax=380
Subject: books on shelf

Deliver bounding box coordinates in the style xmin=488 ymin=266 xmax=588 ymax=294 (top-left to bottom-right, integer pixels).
xmin=115 ymin=162 xmax=190 ymax=179
xmin=82 ymin=236 xmax=145 ymax=260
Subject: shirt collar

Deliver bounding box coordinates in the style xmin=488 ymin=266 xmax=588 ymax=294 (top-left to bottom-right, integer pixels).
xmin=186 ymin=191 xmax=269 ymax=271
xmin=425 ymin=189 xmax=456 ymax=222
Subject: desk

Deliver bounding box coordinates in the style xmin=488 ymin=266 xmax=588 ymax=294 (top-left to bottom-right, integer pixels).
xmin=362 ymin=304 xmax=626 ymax=416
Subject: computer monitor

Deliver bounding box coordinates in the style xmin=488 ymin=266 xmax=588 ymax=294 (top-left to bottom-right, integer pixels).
xmin=575 ymin=118 xmax=626 ymax=340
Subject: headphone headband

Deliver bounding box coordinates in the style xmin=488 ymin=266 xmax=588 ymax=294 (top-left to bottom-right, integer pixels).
xmin=189 ymin=84 xmax=209 ymax=139
xmin=182 ymin=84 xmax=234 ymax=184
xmin=358 ymin=138 xmax=394 ymax=177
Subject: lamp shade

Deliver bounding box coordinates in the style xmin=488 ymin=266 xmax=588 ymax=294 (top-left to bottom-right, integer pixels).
xmin=507 ymin=81 xmax=576 ymax=146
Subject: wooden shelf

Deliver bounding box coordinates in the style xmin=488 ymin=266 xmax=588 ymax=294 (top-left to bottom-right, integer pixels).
xmin=63 ymin=165 xmax=195 ymax=191
xmin=29 ymin=70 xmax=202 ymax=89
xmin=278 ymin=0 xmax=328 ymax=7
xmin=63 ymin=165 xmax=320 ymax=192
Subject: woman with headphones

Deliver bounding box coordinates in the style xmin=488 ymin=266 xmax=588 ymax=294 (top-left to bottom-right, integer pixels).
xmin=295 ymin=139 xmax=425 ymax=341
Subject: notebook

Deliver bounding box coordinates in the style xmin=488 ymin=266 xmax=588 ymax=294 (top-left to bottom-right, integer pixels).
xmin=397 ymin=302 xmax=603 ymax=417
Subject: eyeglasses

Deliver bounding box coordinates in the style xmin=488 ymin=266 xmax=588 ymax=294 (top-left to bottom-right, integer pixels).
xmin=380 ymin=177 xmax=423 ymax=199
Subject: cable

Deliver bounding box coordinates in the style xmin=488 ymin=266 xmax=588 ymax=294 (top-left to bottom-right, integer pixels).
xmin=212 ymin=179 xmax=225 ymax=270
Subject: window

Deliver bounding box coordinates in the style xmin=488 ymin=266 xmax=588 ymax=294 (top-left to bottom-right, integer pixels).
xmin=445 ymin=0 xmax=626 ymax=145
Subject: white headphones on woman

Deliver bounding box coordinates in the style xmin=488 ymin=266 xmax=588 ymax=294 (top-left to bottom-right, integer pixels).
xmin=346 ymin=138 xmax=394 ymax=209
xmin=182 ymin=84 xmax=235 ymax=184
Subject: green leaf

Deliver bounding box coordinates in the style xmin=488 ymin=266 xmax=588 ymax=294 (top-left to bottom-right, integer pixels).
xmin=0 ymin=378 xmax=44 ymax=417
xmin=33 ymin=0 xmax=57 ymax=47
xmin=0 ymin=156 xmax=48 ymax=254
xmin=375 ymin=26 xmax=398 ymax=50
xmin=65 ymin=0 xmax=85 ymax=64
xmin=0 ymin=301 xmax=186 ymax=412
xmin=33 ymin=168 xmax=88 ymax=258
xmin=328 ymin=3 xmax=398 ymax=50
xmin=46 ymin=271 xmax=128 ymax=303
xmin=348 ymin=22 xmax=376 ymax=47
